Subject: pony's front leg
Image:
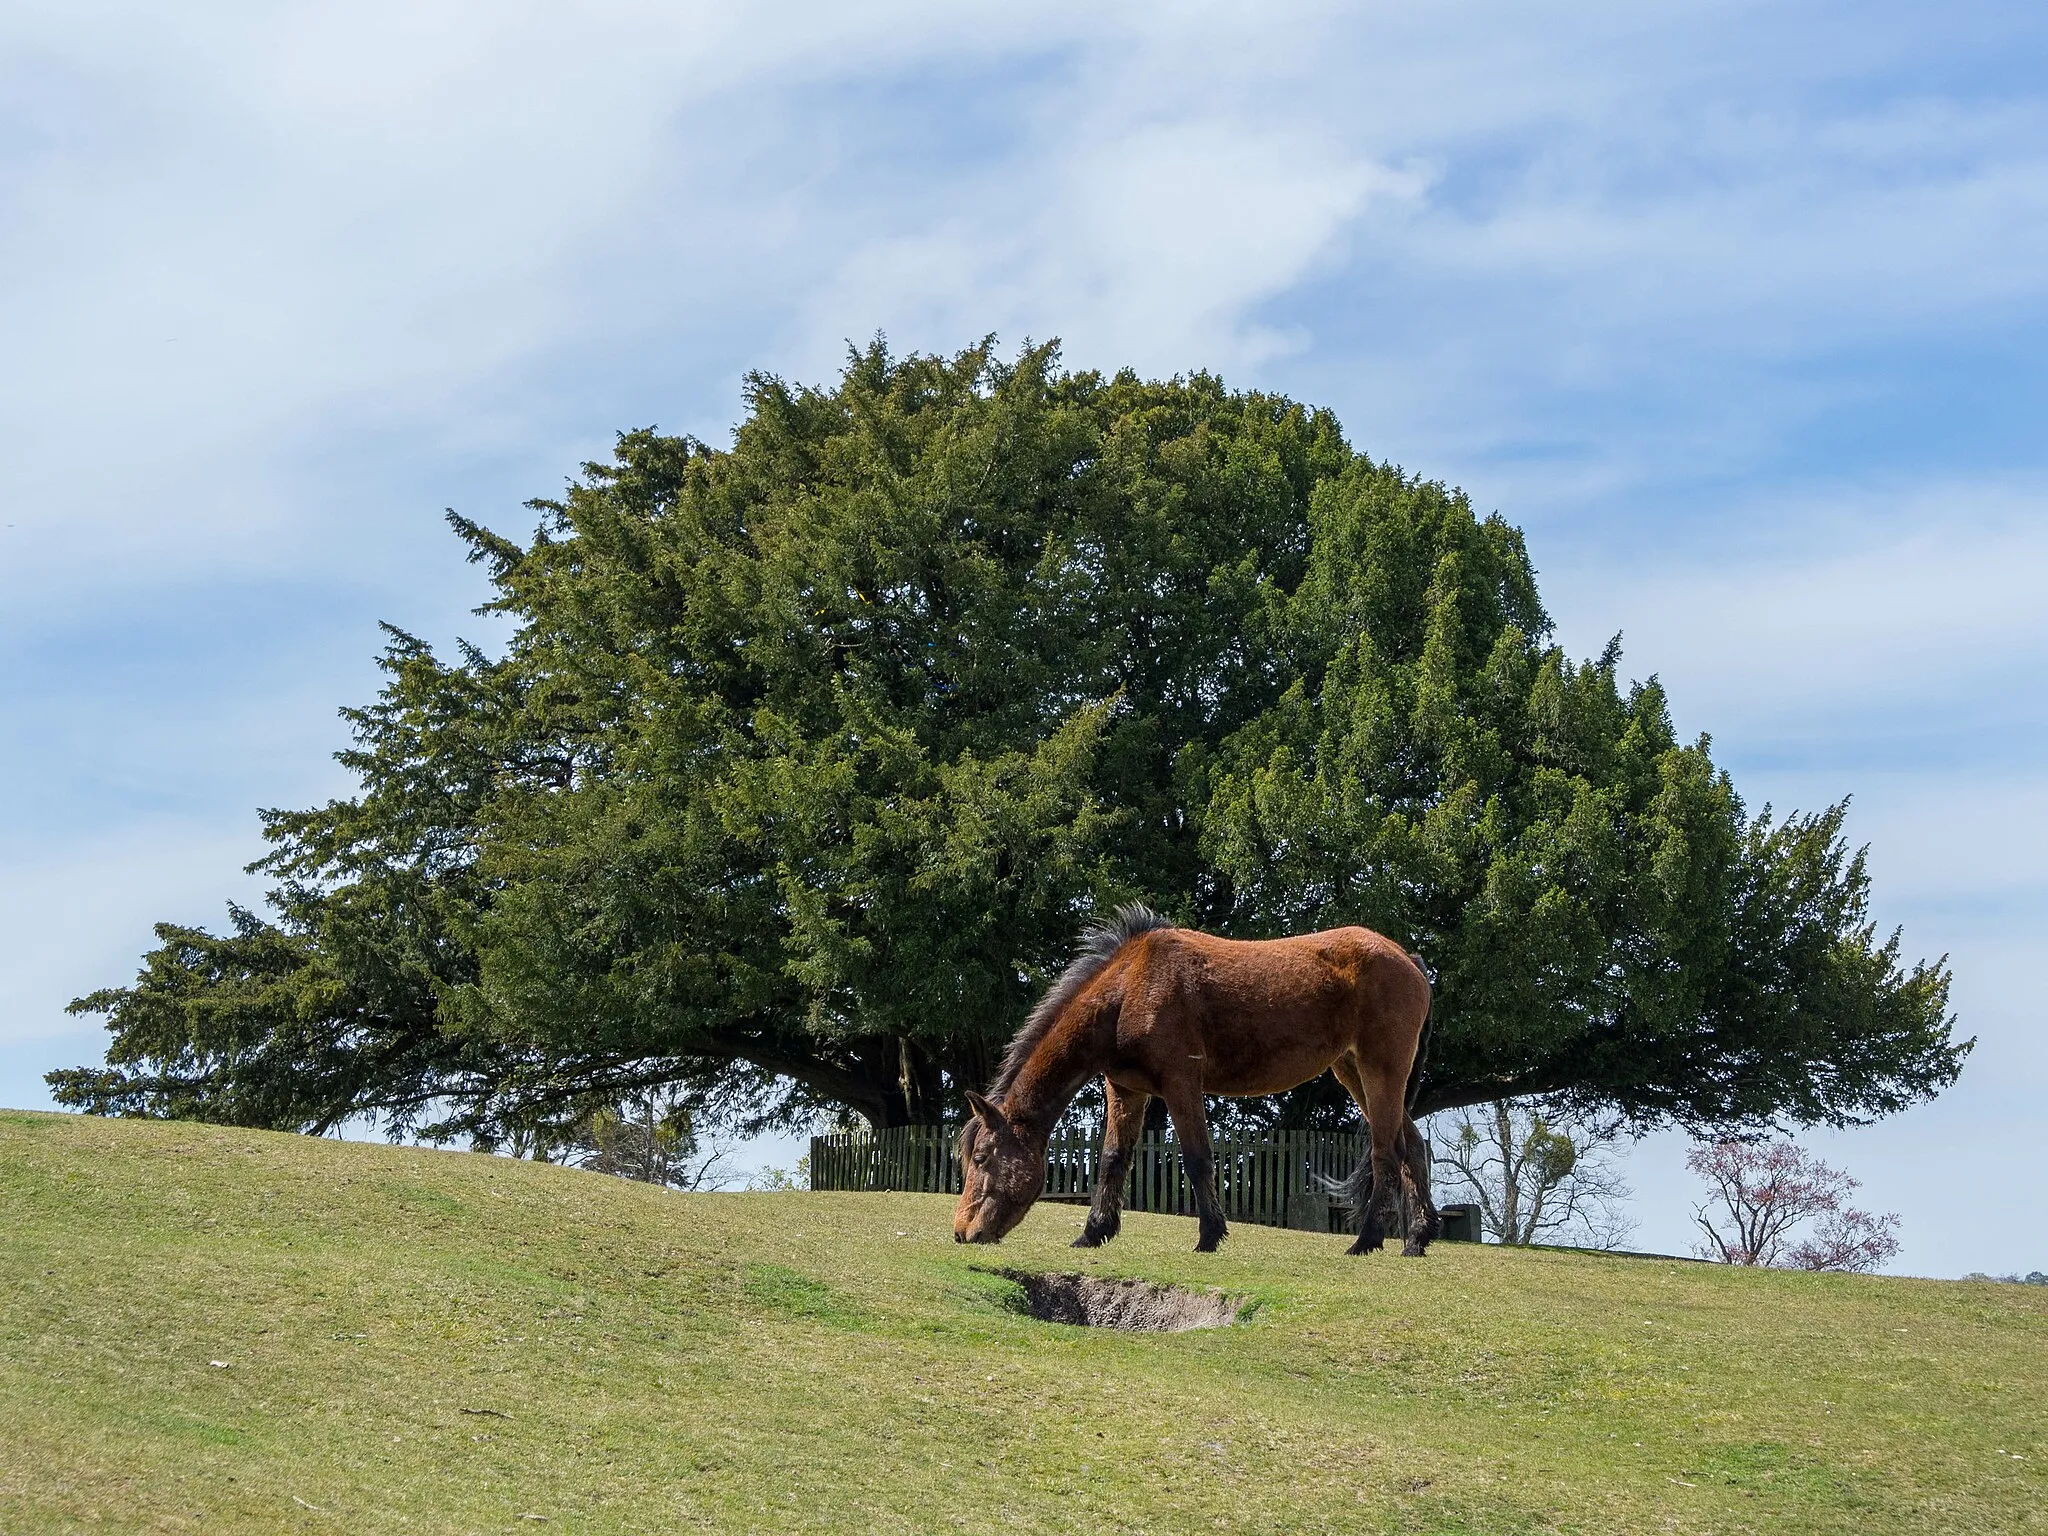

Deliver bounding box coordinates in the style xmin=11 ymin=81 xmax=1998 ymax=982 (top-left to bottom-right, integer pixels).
xmin=1075 ymin=1081 xmax=1149 ymax=1248
xmin=1162 ymin=1085 xmax=1228 ymax=1253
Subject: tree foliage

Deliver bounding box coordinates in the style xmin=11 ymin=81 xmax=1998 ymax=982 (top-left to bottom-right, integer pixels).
xmin=53 ymin=340 xmax=1966 ymax=1142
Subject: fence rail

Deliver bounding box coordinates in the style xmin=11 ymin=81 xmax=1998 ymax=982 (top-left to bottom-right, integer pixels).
xmin=809 ymin=1124 xmax=1368 ymax=1233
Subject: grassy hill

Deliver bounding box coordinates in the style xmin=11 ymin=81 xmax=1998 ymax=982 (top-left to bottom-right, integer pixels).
xmin=2 ymin=1112 xmax=2042 ymax=1534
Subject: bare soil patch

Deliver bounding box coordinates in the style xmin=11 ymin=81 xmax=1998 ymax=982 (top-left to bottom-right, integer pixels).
xmin=995 ymin=1269 xmax=1244 ymax=1331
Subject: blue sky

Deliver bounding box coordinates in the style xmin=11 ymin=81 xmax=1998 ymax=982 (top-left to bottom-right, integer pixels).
xmin=4 ymin=1 xmax=2043 ymax=1275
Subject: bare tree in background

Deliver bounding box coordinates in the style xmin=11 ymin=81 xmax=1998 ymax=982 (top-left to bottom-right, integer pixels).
xmin=1687 ymin=1141 xmax=1900 ymax=1272
xmin=1429 ymin=1100 xmax=1636 ymax=1248
xmin=564 ymin=1091 xmax=737 ymax=1191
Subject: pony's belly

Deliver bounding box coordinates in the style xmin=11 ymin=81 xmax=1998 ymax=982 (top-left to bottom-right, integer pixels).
xmin=1200 ymin=1042 xmax=1350 ymax=1098
xmin=1206 ymin=1068 xmax=1332 ymax=1098
xmin=1167 ymin=1002 xmax=1360 ymax=1097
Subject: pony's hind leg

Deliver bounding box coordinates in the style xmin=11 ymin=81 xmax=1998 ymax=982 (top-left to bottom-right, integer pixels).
xmin=1347 ymin=1165 xmax=1385 ymax=1256
xmin=1333 ymin=1055 xmax=1412 ymax=1255
xmin=1160 ymin=1082 xmax=1228 ymax=1253
xmin=1329 ymin=1057 xmax=1388 ymax=1255
xmin=1397 ymin=1116 xmax=1438 ymax=1257
xmin=1358 ymin=1064 xmax=1411 ymax=1251
xmin=1075 ymin=1080 xmax=1149 ymax=1248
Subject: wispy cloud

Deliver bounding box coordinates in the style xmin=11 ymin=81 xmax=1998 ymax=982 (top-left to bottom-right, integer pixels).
xmin=792 ymin=122 xmax=1424 ymax=381
xmin=6 ymin=1 xmax=2037 ymax=595
xmin=1544 ymin=480 xmax=2048 ymax=746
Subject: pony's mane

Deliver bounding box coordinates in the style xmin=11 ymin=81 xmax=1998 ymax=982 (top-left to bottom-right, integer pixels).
xmin=986 ymin=904 xmax=1173 ymax=1101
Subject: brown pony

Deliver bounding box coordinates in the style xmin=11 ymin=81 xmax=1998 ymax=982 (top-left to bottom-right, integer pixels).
xmin=953 ymin=906 xmax=1437 ymax=1255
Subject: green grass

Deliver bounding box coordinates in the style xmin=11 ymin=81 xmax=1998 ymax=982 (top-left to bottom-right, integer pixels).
xmin=2 ymin=1111 xmax=2043 ymax=1534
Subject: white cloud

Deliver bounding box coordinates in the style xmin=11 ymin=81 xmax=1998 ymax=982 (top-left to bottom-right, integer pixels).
xmin=0 ymin=1 xmax=1066 ymax=593
xmin=9 ymin=1 xmax=2042 ymax=611
xmin=791 ymin=121 xmax=1423 ymax=382
xmin=1793 ymin=773 xmax=2048 ymax=905
xmin=1544 ymin=483 xmax=2048 ymax=740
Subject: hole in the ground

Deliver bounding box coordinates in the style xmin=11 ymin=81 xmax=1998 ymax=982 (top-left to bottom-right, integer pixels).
xmin=992 ymin=1269 xmax=1244 ymax=1331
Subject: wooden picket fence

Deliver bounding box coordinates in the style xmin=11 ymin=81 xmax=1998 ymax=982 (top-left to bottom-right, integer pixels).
xmin=808 ymin=1124 xmax=1369 ymax=1232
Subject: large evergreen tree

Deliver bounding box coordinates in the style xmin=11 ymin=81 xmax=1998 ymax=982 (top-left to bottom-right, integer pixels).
xmin=52 ymin=341 xmax=1964 ymax=1141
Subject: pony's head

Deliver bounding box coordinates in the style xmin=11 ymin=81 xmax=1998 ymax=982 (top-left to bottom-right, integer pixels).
xmin=952 ymin=1091 xmax=1044 ymax=1243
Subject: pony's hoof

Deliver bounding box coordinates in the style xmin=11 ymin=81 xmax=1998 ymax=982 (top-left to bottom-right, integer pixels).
xmin=1072 ymin=1213 xmax=1118 ymax=1247
xmin=1347 ymin=1234 xmax=1385 ymax=1256
xmin=1400 ymin=1242 xmax=1429 ymax=1258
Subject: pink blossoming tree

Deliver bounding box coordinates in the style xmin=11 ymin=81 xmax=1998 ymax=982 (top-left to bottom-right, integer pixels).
xmin=1687 ymin=1141 xmax=1901 ymax=1272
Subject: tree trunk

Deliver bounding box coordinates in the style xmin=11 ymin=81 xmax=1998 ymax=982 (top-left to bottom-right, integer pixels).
xmin=1495 ymin=1101 xmax=1522 ymax=1243
xmin=896 ymin=1037 xmax=947 ymax=1124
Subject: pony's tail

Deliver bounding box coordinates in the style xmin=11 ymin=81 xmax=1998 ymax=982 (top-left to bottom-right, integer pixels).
xmin=1319 ymin=1157 xmax=1376 ymax=1212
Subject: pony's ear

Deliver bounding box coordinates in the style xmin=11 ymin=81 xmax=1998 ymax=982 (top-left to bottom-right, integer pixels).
xmin=965 ymin=1090 xmax=1006 ymax=1130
